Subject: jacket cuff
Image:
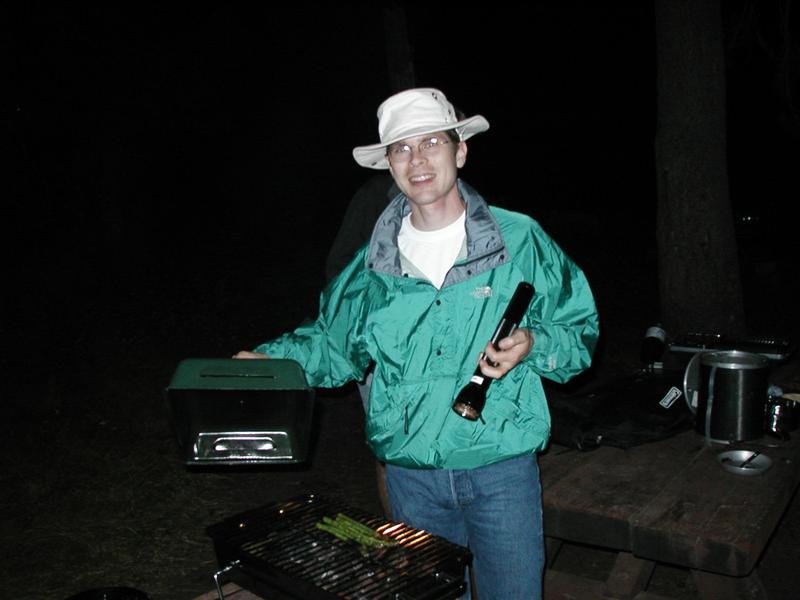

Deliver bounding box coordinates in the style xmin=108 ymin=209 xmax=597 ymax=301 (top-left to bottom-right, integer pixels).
xmin=527 ymin=327 xmax=558 ymax=373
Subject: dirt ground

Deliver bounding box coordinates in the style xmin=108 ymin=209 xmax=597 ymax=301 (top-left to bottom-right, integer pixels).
xmin=4 ymin=217 xmax=799 ymax=599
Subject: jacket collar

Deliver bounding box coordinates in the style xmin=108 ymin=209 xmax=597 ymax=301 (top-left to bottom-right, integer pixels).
xmin=365 ymin=179 xmax=508 ymax=284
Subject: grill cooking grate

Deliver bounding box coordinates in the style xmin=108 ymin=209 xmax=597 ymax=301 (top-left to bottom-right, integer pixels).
xmin=207 ymin=494 xmax=471 ymax=600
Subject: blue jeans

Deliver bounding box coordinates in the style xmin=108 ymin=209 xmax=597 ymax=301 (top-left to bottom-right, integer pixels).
xmin=385 ymin=454 xmax=544 ymax=600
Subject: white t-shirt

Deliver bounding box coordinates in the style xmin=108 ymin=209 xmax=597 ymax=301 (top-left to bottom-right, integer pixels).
xmin=398 ymin=211 xmax=466 ymax=289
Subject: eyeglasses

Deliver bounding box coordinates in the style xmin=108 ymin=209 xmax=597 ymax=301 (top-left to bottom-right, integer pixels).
xmin=387 ymin=136 xmax=450 ymax=163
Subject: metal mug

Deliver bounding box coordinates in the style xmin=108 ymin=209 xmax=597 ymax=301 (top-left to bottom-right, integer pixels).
xmin=765 ymin=395 xmax=798 ymax=438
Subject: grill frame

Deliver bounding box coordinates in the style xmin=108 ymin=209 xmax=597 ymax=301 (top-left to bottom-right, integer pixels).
xmin=207 ymin=494 xmax=472 ymax=600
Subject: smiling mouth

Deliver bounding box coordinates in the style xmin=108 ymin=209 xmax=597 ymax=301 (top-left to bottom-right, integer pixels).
xmin=409 ymin=174 xmax=434 ymax=184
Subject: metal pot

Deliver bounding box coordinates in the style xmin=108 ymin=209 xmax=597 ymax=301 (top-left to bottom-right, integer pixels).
xmin=684 ymin=350 xmax=770 ymax=443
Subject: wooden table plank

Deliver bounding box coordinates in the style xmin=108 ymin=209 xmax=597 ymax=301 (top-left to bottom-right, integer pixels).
xmin=540 ymin=428 xmax=800 ymax=577
xmin=691 ymin=569 xmax=769 ymax=600
xmin=193 ymin=582 xmax=264 ymax=599
xmin=604 ymin=552 xmax=655 ymax=599
xmin=540 ymin=432 xmax=705 ymax=550
xmin=631 ymin=435 xmax=800 ymax=575
xmin=543 ymin=569 xmax=607 ymax=600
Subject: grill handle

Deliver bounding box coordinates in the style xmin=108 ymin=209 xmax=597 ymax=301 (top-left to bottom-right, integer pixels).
xmin=212 ymin=560 xmax=240 ymax=600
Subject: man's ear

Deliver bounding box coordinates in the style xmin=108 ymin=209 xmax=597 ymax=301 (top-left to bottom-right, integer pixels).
xmin=456 ymin=141 xmax=468 ymax=168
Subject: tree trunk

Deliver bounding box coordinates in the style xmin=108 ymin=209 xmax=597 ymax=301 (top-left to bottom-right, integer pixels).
xmin=654 ymin=0 xmax=746 ymax=336
xmin=382 ymin=1 xmax=416 ymax=92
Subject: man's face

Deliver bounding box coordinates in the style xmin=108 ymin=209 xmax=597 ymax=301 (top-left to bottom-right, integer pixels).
xmin=387 ymin=132 xmax=467 ymax=211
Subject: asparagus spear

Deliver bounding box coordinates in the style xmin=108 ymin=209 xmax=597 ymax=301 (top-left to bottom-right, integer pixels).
xmin=315 ymin=513 xmax=397 ymax=549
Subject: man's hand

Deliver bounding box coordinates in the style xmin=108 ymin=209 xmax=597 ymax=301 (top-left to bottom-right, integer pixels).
xmin=232 ymin=351 xmax=270 ymax=359
xmin=478 ymin=327 xmax=534 ymax=379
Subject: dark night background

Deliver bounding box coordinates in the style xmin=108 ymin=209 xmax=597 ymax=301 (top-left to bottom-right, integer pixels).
xmin=4 ymin=2 xmax=800 ymax=598
xmin=7 ymin=2 xmax=797 ymax=357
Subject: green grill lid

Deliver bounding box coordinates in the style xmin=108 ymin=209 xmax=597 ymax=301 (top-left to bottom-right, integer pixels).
xmin=167 ymin=358 xmax=310 ymax=391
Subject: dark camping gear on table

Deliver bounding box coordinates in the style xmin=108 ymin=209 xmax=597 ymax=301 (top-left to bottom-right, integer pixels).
xmin=671 ymin=330 xmax=798 ymax=447
xmin=206 ymin=494 xmax=472 ymax=600
xmin=683 ymin=350 xmax=770 ymax=443
xmin=165 ymin=359 xmax=314 ymax=465
xmin=765 ymin=390 xmax=799 ymax=439
xmin=639 ymin=323 xmax=668 ymax=370
xmin=547 ymin=329 xmax=796 ymax=451
xmin=668 ymin=332 xmax=794 ymax=361
xmin=546 ymin=369 xmax=692 ymax=451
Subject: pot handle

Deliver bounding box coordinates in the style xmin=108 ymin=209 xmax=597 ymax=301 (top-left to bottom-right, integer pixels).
xmin=683 ymin=351 xmax=703 ymax=414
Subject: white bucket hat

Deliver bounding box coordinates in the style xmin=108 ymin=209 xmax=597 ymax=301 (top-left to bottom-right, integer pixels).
xmin=352 ymin=88 xmax=490 ymax=169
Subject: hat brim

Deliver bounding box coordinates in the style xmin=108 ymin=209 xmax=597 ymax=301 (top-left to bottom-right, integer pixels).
xmin=352 ymin=115 xmax=490 ymax=170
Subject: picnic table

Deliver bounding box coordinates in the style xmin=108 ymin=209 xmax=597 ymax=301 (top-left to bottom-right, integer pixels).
xmin=539 ymin=427 xmax=800 ymax=599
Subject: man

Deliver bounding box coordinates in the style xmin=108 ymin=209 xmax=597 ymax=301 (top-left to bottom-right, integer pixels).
xmin=236 ymin=88 xmax=599 ymax=599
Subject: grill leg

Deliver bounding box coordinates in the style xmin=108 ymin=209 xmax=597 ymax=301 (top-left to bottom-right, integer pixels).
xmin=469 ymin=563 xmax=479 ymax=600
xmin=212 ymin=561 xmax=240 ymax=600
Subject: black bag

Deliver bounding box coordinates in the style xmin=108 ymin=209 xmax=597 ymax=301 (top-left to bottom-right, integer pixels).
xmin=546 ymin=370 xmax=693 ymax=451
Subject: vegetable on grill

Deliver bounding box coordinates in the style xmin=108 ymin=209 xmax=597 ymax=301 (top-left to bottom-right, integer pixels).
xmin=315 ymin=513 xmax=397 ymax=550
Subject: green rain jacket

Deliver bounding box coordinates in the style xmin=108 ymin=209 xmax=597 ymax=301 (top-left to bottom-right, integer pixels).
xmin=256 ymin=180 xmax=599 ymax=470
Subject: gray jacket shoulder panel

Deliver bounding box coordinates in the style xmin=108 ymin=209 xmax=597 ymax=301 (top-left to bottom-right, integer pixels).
xmin=365 ymin=180 xmax=509 ymax=286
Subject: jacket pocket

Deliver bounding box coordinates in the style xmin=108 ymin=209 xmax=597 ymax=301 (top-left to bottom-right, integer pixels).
xmin=366 ymin=381 xmax=411 ymax=440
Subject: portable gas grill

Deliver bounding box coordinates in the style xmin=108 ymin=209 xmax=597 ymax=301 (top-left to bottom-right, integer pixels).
xmin=206 ymin=494 xmax=472 ymax=600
